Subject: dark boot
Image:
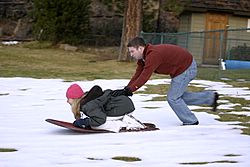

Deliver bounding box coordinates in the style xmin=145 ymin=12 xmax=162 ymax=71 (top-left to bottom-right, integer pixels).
xmin=212 ymin=92 xmax=219 ymax=112
xmin=183 ymin=121 xmax=199 ymax=126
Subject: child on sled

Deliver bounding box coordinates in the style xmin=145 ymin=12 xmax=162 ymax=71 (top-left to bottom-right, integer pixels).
xmin=66 ymin=84 xmax=145 ymax=132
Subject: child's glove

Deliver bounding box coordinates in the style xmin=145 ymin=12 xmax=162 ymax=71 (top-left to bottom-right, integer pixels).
xmin=73 ymin=118 xmax=90 ymax=128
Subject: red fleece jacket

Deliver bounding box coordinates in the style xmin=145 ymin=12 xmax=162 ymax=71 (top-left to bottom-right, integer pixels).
xmin=127 ymin=44 xmax=193 ymax=92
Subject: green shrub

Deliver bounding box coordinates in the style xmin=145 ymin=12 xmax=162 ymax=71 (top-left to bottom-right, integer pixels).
xmin=228 ymin=44 xmax=250 ymax=61
xmin=32 ymin=0 xmax=91 ymax=45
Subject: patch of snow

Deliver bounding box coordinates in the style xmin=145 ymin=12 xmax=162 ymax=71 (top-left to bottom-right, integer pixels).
xmin=1 ymin=41 xmax=19 ymax=45
xmin=0 ymin=77 xmax=250 ymax=167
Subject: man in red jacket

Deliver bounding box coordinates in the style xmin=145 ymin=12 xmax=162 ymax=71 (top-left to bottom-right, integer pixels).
xmin=112 ymin=37 xmax=218 ymax=125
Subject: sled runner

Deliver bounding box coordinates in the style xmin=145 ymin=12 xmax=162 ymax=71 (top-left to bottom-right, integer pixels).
xmin=46 ymin=118 xmax=159 ymax=133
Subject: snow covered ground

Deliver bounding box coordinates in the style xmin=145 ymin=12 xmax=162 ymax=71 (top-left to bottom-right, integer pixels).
xmin=0 ymin=77 xmax=250 ymax=167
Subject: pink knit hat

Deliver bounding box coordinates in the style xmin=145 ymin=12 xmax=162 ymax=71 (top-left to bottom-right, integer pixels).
xmin=66 ymin=84 xmax=84 ymax=99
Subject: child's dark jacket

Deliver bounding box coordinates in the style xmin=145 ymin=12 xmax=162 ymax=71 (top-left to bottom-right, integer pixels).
xmin=80 ymin=89 xmax=135 ymax=127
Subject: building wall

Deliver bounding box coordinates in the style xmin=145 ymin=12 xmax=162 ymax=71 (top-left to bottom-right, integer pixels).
xmin=190 ymin=13 xmax=206 ymax=64
xmin=178 ymin=13 xmax=191 ymax=32
xmin=190 ymin=13 xmax=206 ymax=31
xmin=226 ymin=15 xmax=250 ymax=57
xmin=228 ymin=16 xmax=250 ymax=45
xmin=228 ymin=15 xmax=248 ymax=28
xmin=177 ymin=13 xmax=191 ymax=49
xmin=178 ymin=12 xmax=206 ymax=65
xmin=178 ymin=12 xmax=250 ymax=65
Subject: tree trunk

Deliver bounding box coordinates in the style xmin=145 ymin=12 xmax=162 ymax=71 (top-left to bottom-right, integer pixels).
xmin=156 ymin=0 xmax=162 ymax=33
xmin=118 ymin=0 xmax=143 ymax=61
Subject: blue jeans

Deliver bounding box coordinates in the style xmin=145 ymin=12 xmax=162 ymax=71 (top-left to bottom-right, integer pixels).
xmin=167 ymin=60 xmax=214 ymax=124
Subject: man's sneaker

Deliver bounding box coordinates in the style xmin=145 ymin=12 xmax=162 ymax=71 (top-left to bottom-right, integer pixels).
xmin=183 ymin=121 xmax=199 ymax=126
xmin=212 ymin=92 xmax=219 ymax=112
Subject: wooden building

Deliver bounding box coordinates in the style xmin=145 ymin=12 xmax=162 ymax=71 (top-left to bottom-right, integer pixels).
xmin=178 ymin=0 xmax=250 ymax=65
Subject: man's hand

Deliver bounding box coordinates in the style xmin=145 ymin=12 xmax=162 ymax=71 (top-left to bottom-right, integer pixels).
xmin=111 ymin=87 xmax=133 ymax=97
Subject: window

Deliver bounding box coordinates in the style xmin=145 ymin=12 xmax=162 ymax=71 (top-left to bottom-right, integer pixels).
xmin=248 ymin=19 xmax=250 ymax=32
